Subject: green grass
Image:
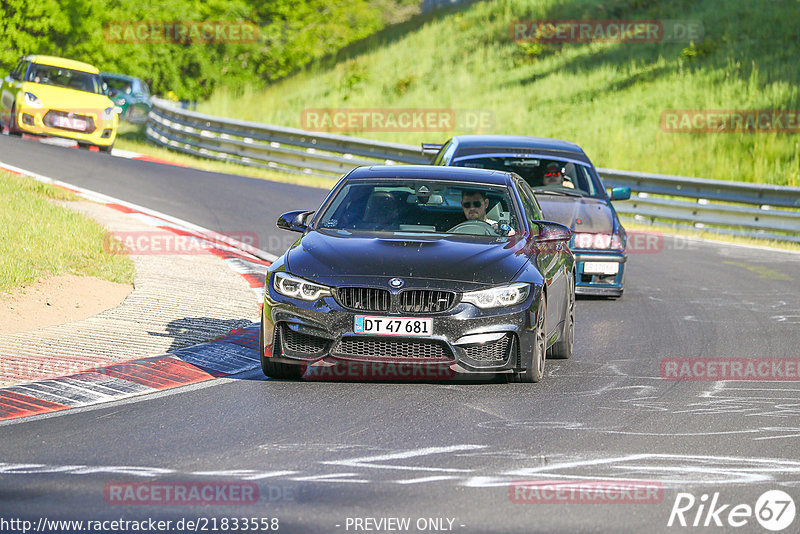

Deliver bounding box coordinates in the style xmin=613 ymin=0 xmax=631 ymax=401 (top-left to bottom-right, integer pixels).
xmin=0 ymin=172 xmax=135 ymax=292
xmin=197 ymin=0 xmax=800 ymax=186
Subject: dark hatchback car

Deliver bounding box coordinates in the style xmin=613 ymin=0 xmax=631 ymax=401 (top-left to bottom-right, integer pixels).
xmin=429 ymin=135 xmax=631 ymax=297
xmin=100 ymin=72 xmax=151 ymax=123
xmin=261 ymin=165 xmax=576 ymax=383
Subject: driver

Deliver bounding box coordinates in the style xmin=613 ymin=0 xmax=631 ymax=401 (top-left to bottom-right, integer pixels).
xmin=461 ymin=190 xmax=495 ymax=225
xmin=458 ymin=190 xmax=514 ymax=236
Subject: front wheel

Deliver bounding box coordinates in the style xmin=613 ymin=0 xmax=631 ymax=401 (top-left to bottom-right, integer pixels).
xmin=510 ymin=298 xmax=546 ymax=383
xmin=7 ymin=105 xmax=21 ymax=136
xmin=550 ymin=274 xmax=574 ymax=359
xmin=260 ymin=323 xmax=304 ymax=380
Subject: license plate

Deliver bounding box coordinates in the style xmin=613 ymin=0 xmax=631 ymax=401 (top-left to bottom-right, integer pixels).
xmin=583 ymin=261 xmax=619 ymax=275
xmin=54 ymin=115 xmax=87 ymax=130
xmin=354 ymin=316 xmax=432 ymax=337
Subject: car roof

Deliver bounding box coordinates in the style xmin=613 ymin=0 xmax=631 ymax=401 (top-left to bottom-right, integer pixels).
xmin=448 ymin=135 xmax=594 ymax=165
xmin=347 ymin=165 xmax=514 ymax=186
xmin=23 ymin=55 xmax=100 ymax=74
xmin=100 ymin=72 xmax=137 ymax=81
xmin=450 ymin=134 xmax=585 ymax=153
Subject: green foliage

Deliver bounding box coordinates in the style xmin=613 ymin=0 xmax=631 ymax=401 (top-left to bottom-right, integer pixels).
xmin=514 ymin=41 xmax=556 ymax=64
xmin=0 ymin=0 xmax=398 ymax=100
xmin=200 ymin=0 xmax=800 ymax=186
xmin=681 ymin=39 xmax=719 ymax=61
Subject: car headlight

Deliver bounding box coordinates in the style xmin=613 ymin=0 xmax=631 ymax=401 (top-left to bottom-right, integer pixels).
xmin=272 ymin=272 xmax=331 ymax=301
xmin=101 ymin=107 xmax=116 ymax=120
xmin=462 ymin=283 xmax=530 ymax=309
xmin=115 ymin=98 xmax=126 ymax=106
xmin=24 ymin=92 xmax=43 ymax=108
xmin=573 ymin=232 xmax=624 ymax=251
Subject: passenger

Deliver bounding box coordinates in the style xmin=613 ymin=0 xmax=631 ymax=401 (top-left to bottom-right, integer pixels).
xmin=542 ymin=163 xmax=575 ymax=188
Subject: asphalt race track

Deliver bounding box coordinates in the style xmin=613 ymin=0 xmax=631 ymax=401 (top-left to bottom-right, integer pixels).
xmin=2 ymin=135 xmax=800 ymax=533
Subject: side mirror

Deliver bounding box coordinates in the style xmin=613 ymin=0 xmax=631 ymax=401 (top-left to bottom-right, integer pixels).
xmin=534 ymin=221 xmax=572 ymax=242
xmin=277 ymin=210 xmax=314 ymax=233
xmin=610 ymin=186 xmax=631 ymax=201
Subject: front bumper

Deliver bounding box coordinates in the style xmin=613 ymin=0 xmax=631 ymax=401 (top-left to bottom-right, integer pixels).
xmin=15 ymin=105 xmax=117 ymax=146
xmin=262 ymin=288 xmax=540 ymax=377
xmin=574 ymin=251 xmax=626 ymax=296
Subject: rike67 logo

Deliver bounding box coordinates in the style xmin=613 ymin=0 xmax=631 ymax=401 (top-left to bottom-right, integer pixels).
xmin=668 ymin=490 xmax=796 ymax=531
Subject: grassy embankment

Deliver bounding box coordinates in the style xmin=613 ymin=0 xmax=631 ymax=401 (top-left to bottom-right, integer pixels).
xmin=0 ymin=172 xmax=135 ymax=292
xmin=194 ymin=0 xmax=799 ymax=187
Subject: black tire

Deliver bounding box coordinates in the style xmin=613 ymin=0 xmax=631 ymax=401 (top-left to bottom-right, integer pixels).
xmin=8 ymin=105 xmax=21 ymax=136
xmin=510 ymin=298 xmax=546 ymax=383
xmin=98 ymin=142 xmax=114 ymax=154
xmin=550 ymin=273 xmax=574 ymax=359
xmin=260 ymin=322 xmax=303 ymax=380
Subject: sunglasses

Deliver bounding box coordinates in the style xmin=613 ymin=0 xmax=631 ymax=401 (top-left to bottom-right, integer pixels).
xmin=461 ymin=200 xmax=484 ymax=208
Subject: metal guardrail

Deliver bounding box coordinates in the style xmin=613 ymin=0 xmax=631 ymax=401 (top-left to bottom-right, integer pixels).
xmin=147 ymin=97 xmax=800 ymax=242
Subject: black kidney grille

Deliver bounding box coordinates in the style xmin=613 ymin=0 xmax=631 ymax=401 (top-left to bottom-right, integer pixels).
xmin=337 ymin=287 xmax=391 ymax=312
xmin=280 ymin=324 xmax=329 ymax=356
xmin=462 ymin=334 xmax=512 ymax=362
xmin=333 ymin=337 xmax=452 ymax=360
xmin=399 ymin=290 xmax=455 ymax=313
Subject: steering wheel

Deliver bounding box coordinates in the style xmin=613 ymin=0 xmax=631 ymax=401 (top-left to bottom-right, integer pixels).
xmin=448 ymin=220 xmax=498 ymax=236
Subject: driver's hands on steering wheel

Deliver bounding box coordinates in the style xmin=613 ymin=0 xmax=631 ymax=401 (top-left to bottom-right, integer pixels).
xmin=448 ymin=219 xmax=499 ymax=236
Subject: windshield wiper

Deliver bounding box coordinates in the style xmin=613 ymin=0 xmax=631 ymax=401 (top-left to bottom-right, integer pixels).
xmin=532 ymin=188 xmax=584 ymax=198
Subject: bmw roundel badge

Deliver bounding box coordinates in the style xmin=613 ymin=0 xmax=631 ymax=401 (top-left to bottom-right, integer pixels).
xmin=389 ymin=278 xmax=405 ymax=289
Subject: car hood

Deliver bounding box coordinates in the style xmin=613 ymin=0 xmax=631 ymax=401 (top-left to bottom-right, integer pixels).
xmin=534 ymin=195 xmax=615 ymax=233
xmin=285 ymin=230 xmax=529 ymax=289
xmin=22 ymin=82 xmax=113 ymax=111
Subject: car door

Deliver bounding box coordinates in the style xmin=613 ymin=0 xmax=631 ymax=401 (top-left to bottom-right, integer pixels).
xmin=518 ymin=180 xmax=566 ymax=336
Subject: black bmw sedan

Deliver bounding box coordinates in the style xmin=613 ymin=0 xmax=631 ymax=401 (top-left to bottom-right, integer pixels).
xmin=260 ymin=165 xmax=575 ymax=383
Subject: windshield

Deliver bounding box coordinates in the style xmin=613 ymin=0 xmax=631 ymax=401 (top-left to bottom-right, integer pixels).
xmin=27 ymin=64 xmax=103 ymax=94
xmin=316 ymin=180 xmax=522 ymax=238
xmin=453 ymin=156 xmax=602 ymax=198
xmin=104 ymin=77 xmax=133 ymax=94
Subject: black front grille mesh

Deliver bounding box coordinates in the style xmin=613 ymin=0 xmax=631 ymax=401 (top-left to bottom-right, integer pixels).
xmin=399 ymin=290 xmax=455 ymax=313
xmin=462 ymin=334 xmax=512 ymax=362
xmin=332 ymin=337 xmax=452 ymax=360
xmin=337 ymin=287 xmax=391 ymax=312
xmin=280 ymin=324 xmax=329 ymax=355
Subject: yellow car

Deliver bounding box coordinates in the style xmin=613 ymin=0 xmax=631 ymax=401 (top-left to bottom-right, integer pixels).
xmin=1 ymin=55 xmax=118 ymax=152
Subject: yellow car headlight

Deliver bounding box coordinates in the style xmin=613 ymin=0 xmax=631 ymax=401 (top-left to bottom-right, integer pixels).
xmin=24 ymin=92 xmax=43 ymax=108
xmin=101 ymin=107 xmax=117 ymax=121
